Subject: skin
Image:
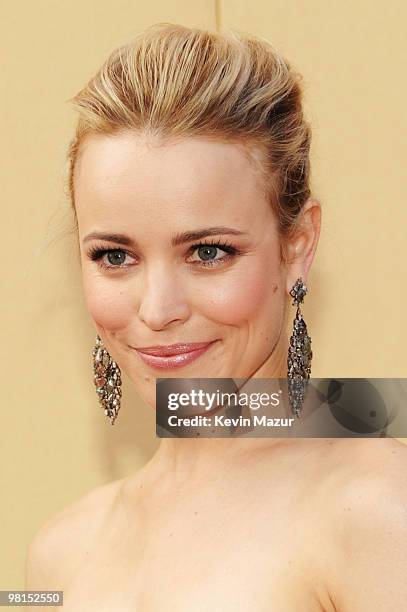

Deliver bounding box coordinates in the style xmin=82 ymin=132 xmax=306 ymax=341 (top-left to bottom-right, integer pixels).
xmin=25 ymin=132 xmax=407 ymax=611
xmin=75 ymin=132 xmax=318 ymax=406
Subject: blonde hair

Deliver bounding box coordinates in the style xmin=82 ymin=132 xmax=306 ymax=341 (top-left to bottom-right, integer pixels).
xmin=67 ymin=22 xmax=312 ymax=257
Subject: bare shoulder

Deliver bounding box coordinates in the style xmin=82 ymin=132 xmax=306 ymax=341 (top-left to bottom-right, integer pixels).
xmin=25 ymin=478 xmax=124 ymax=590
xmin=328 ymin=437 xmax=407 ymax=490
xmin=316 ymin=437 xmax=407 ymax=516
xmin=318 ymin=438 xmax=407 ymax=610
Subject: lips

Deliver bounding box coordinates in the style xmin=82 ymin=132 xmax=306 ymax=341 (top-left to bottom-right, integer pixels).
xmin=135 ymin=342 xmax=215 ymax=357
xmin=132 ymin=341 xmax=218 ymax=370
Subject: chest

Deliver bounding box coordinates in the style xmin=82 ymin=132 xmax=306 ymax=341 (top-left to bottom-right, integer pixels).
xmin=59 ymin=488 xmax=325 ymax=612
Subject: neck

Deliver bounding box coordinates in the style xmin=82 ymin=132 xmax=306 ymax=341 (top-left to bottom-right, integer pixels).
xmin=142 ymin=333 xmax=290 ymax=487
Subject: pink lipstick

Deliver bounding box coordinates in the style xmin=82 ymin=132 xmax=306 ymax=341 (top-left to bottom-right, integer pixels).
xmin=133 ymin=341 xmax=218 ymax=370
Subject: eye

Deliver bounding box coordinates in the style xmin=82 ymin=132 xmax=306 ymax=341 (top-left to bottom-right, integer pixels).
xmin=187 ymin=241 xmax=239 ymax=267
xmin=86 ymin=246 xmax=135 ymax=270
xmin=86 ymin=239 xmax=241 ymax=271
xmin=105 ymin=250 xmax=127 ymax=266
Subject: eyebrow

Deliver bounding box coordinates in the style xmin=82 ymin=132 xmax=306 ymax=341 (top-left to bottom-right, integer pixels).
xmin=83 ymin=227 xmax=249 ymax=247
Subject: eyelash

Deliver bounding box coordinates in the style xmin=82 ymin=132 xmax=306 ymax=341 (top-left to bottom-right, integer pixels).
xmin=86 ymin=239 xmax=240 ymax=271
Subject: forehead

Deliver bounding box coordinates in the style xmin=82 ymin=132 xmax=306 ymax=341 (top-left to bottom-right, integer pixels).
xmin=74 ymin=132 xmax=275 ymax=238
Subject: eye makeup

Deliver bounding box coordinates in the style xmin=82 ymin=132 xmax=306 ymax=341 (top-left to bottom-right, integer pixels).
xmin=86 ymin=238 xmax=243 ymax=271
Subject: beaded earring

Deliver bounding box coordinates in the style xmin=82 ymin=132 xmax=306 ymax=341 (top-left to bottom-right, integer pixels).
xmin=287 ymin=277 xmax=313 ymax=417
xmin=92 ymin=335 xmax=122 ymax=424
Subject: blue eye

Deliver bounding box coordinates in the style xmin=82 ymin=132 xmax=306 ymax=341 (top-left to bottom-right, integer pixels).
xmin=188 ymin=243 xmax=235 ymax=267
xmin=86 ymin=240 xmax=240 ymax=271
xmin=198 ymin=245 xmax=218 ymax=260
xmin=87 ymin=247 xmax=134 ymax=270
xmin=106 ymin=251 xmax=127 ymax=266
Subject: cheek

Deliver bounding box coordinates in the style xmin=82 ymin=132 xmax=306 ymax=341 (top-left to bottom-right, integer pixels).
xmin=200 ymin=258 xmax=282 ymax=326
xmin=82 ymin=274 xmax=135 ymax=331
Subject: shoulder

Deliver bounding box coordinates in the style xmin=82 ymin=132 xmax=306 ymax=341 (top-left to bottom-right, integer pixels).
xmin=319 ymin=438 xmax=407 ymax=610
xmin=25 ymin=478 xmax=124 ymax=590
xmin=314 ymin=438 xmax=407 ymax=528
xmin=327 ymin=437 xmax=407 ymax=499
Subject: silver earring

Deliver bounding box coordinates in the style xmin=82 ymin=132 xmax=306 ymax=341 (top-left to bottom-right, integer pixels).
xmin=92 ymin=335 xmax=122 ymax=425
xmin=287 ymin=277 xmax=312 ymax=418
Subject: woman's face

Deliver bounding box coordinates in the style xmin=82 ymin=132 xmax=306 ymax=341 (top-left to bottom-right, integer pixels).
xmin=74 ymin=132 xmax=289 ymax=408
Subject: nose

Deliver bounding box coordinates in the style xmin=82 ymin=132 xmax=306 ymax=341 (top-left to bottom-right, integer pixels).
xmin=137 ymin=265 xmax=190 ymax=331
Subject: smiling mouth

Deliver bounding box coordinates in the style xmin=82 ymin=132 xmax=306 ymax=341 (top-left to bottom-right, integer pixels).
xmin=133 ymin=340 xmax=218 ymax=370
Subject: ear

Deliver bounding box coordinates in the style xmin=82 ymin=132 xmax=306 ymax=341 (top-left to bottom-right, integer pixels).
xmin=284 ymin=198 xmax=321 ymax=295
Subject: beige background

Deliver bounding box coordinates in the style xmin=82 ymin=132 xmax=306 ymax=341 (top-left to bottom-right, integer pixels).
xmin=1 ymin=0 xmax=406 ymax=590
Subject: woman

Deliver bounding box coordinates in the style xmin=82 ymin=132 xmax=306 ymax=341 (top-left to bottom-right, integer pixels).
xmin=26 ymin=23 xmax=407 ymax=610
